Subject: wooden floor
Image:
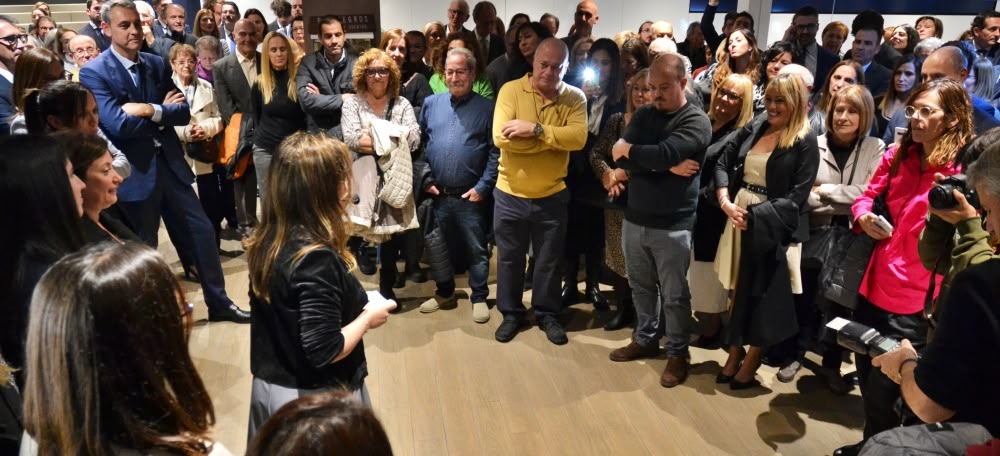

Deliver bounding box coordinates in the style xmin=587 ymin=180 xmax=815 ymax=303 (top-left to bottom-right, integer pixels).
xmin=164 ymin=236 xmax=864 ymax=456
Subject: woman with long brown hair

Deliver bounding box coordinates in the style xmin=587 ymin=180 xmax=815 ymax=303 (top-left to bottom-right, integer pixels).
xmin=246 ymin=132 xmax=396 ymax=440
xmin=695 ymin=28 xmax=761 ymax=110
xmin=22 ymin=242 xmax=224 ymax=455
xmin=836 ymin=78 xmax=973 ymax=455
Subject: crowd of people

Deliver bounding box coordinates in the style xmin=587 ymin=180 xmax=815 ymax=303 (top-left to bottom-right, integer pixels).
xmin=0 ymin=0 xmax=999 ymax=454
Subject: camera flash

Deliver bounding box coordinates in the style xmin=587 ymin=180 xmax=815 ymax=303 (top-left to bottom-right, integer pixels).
xmin=583 ymin=67 xmax=596 ymax=82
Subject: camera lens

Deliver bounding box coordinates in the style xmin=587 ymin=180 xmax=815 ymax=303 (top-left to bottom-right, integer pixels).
xmin=928 ymin=184 xmax=957 ymax=209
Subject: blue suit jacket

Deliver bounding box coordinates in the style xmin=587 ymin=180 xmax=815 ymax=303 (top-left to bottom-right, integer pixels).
xmin=79 ymin=50 xmax=192 ymax=202
xmin=0 ymin=77 xmax=12 ymax=135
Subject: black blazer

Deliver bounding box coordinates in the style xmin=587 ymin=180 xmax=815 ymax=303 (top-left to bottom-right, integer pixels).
xmin=814 ymin=46 xmax=839 ymax=93
xmin=480 ymin=32 xmax=505 ymax=65
xmin=714 ymin=119 xmax=820 ymax=243
xmin=864 ymin=62 xmax=893 ymax=98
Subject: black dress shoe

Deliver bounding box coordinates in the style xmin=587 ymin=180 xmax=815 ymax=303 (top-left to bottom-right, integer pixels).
xmin=715 ymin=372 xmax=734 ymax=384
xmin=604 ymin=299 xmax=635 ymax=331
xmin=843 ymin=371 xmax=860 ymax=386
xmin=833 ymin=441 xmax=865 ymax=456
xmin=406 ymin=269 xmax=428 ymax=283
xmin=392 ymin=273 xmax=406 ymax=289
xmin=729 ymin=378 xmax=761 ymax=390
xmin=584 ymin=284 xmax=609 ymax=311
xmin=208 ymin=304 xmax=251 ymax=324
xmin=181 ymin=264 xmax=200 ymax=283
xmin=560 ymin=284 xmax=579 ymax=307
xmin=358 ymin=251 xmax=376 ymax=275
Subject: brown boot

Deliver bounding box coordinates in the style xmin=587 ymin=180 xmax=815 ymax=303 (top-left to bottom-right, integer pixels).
xmin=609 ymin=341 xmax=660 ymax=362
xmin=660 ymin=356 xmax=689 ymax=388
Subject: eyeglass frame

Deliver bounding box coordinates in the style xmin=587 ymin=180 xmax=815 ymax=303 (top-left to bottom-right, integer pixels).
xmin=717 ymin=88 xmax=743 ymax=101
xmin=365 ymin=67 xmax=390 ymax=77
xmin=73 ymin=46 xmax=100 ymax=57
xmin=0 ymin=33 xmax=29 ymax=50
xmin=903 ymin=105 xmax=945 ymax=119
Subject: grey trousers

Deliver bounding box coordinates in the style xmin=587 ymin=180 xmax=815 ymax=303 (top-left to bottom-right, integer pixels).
xmin=622 ymin=220 xmax=693 ymax=357
xmin=247 ymin=377 xmax=370 ymax=443
xmin=252 ymin=146 xmax=273 ymax=203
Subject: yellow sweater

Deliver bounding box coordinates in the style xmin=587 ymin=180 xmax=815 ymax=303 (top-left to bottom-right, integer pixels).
xmin=492 ymin=74 xmax=587 ymax=198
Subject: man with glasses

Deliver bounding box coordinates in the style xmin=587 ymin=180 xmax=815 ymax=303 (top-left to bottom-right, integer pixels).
xmin=445 ymin=0 xmax=472 ymax=37
xmin=881 ymin=45 xmax=1000 ymax=145
xmin=0 ymin=15 xmax=25 ymax=135
xmin=78 ymin=0 xmax=111 ymax=51
xmin=417 ymin=47 xmax=499 ymax=323
xmin=787 ymin=6 xmax=838 ymax=93
xmin=67 ymin=34 xmax=100 ymax=81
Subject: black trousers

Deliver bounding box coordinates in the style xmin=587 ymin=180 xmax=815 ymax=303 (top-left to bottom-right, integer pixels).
xmin=854 ymin=296 xmax=928 ymax=439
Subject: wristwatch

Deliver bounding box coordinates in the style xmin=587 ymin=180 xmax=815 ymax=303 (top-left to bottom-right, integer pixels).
xmin=533 ymin=123 xmax=544 ymax=138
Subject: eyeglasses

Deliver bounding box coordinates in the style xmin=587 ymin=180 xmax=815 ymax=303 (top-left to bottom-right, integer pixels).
xmin=718 ymin=89 xmax=743 ymax=101
xmin=904 ymin=105 xmax=944 ymax=119
xmin=173 ymin=59 xmax=196 ymax=67
xmin=444 ymin=69 xmax=469 ymax=77
xmin=0 ymin=33 xmax=29 ymax=49
xmin=795 ymin=23 xmax=819 ymax=31
xmin=73 ymin=46 xmax=99 ymax=56
xmin=365 ymin=67 xmax=390 ymax=77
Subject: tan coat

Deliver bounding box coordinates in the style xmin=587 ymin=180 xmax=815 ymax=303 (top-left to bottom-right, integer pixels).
xmin=172 ymin=75 xmax=223 ymax=176
xmin=808 ymin=134 xmax=885 ymax=227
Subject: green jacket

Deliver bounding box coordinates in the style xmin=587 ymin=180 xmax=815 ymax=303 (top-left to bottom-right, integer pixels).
xmin=918 ymin=214 xmax=996 ymax=317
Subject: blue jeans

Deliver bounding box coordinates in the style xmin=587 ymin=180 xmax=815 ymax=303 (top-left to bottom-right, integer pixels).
xmin=434 ymin=195 xmax=490 ymax=302
xmin=622 ymin=220 xmax=692 ymax=357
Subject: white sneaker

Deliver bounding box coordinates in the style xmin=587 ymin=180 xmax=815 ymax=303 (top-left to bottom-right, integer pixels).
xmin=472 ymin=301 xmax=490 ymax=323
xmin=776 ymin=360 xmax=802 ymax=383
xmin=419 ymin=294 xmax=455 ymax=313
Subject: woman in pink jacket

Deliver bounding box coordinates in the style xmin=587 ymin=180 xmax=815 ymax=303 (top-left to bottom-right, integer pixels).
xmin=837 ymin=78 xmax=972 ymax=456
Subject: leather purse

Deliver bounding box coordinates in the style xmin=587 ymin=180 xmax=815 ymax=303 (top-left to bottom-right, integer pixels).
xmin=184 ymin=137 xmax=220 ymax=163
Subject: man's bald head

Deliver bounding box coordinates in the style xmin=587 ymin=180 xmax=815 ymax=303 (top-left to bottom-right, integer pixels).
xmin=648 ymin=37 xmax=677 ymax=58
xmin=922 ymin=46 xmax=969 ymax=83
xmin=649 ymin=53 xmax=688 ymax=112
xmin=536 ymin=37 xmax=568 ymax=61
xmin=572 ymin=0 xmax=598 ymax=38
xmin=777 ymin=63 xmax=814 ymax=91
xmin=650 ymin=20 xmax=674 ymax=40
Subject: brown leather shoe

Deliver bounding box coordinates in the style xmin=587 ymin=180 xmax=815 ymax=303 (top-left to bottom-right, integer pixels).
xmin=609 ymin=341 xmax=660 ymax=362
xmin=660 ymin=356 xmax=689 ymax=388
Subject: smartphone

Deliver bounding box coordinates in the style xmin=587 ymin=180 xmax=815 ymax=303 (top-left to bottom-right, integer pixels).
xmin=874 ymin=215 xmax=894 ymax=234
xmin=894 ymin=127 xmax=908 ymax=144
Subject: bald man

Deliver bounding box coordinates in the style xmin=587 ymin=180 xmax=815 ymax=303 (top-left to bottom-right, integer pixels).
xmin=609 ymin=53 xmax=711 ymax=387
xmin=650 ymin=20 xmax=673 ymax=40
xmin=561 ymin=0 xmax=599 ymax=50
xmin=492 ymin=38 xmax=587 ymax=345
xmin=881 ymin=45 xmax=1000 ymax=144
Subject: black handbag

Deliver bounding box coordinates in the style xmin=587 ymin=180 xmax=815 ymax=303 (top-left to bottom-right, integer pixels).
xmin=818 ymin=164 xmax=893 ymax=310
xmin=802 ymin=140 xmax=864 ymax=269
xmin=184 ymin=136 xmax=220 ymax=163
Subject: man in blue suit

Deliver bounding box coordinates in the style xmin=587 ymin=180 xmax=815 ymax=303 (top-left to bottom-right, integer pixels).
xmin=78 ymin=0 xmax=111 ymax=51
xmin=0 ymin=16 xmax=26 ymax=136
xmin=79 ymin=0 xmax=250 ymax=323
xmin=849 ymin=11 xmax=893 ymax=98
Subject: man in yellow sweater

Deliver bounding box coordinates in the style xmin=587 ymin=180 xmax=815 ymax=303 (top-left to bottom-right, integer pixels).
xmin=492 ymin=37 xmax=587 ymax=345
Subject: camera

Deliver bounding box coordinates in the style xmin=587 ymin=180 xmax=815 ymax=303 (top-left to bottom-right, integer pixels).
xmin=929 ymin=174 xmax=981 ymax=210
xmin=825 ymin=317 xmax=901 ymax=357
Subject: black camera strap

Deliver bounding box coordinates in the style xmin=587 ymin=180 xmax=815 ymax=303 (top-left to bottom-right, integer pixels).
xmin=924 ymin=257 xmax=942 ymax=329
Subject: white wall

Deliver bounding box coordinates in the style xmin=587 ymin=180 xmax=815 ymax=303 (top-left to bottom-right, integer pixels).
xmin=236 ymin=0 xmax=987 ymax=54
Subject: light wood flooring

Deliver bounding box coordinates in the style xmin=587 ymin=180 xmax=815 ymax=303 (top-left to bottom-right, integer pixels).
xmin=165 ymin=236 xmax=864 ymax=456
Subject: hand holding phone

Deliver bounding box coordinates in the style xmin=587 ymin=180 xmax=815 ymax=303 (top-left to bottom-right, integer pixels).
xmin=874 ymin=215 xmax=894 ymax=234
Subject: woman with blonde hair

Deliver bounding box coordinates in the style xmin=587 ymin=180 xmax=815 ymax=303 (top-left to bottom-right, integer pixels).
xmin=690 ymin=73 xmax=755 ymax=346
xmin=342 ymin=48 xmax=421 ymax=302
xmin=246 ymin=132 xmax=396 ymax=440
xmin=713 ymin=74 xmax=820 ymax=389
xmin=22 ymin=242 xmax=226 ymax=455
xmin=251 ymin=31 xmax=305 ymax=200
xmin=836 ymin=78 xmax=972 ymax=454
xmin=381 ymin=28 xmax=433 ymax=115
